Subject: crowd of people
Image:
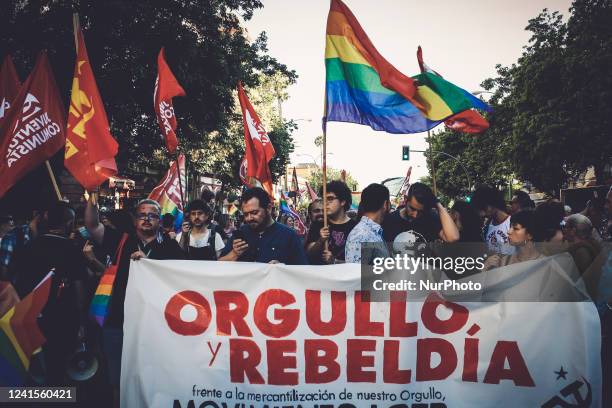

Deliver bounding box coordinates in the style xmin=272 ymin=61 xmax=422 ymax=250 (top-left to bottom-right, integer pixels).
xmin=0 ymin=180 xmax=610 ymax=406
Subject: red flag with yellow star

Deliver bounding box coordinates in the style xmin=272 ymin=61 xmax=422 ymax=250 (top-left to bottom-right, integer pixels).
xmin=65 ymin=15 xmax=118 ymax=191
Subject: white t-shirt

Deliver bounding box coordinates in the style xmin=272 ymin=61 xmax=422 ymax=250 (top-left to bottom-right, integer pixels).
xmin=485 ymin=216 xmax=515 ymax=255
xmin=176 ymin=229 xmax=226 ymax=256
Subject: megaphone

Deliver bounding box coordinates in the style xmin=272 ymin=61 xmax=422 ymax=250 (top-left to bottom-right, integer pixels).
xmin=66 ymin=342 xmax=98 ymax=382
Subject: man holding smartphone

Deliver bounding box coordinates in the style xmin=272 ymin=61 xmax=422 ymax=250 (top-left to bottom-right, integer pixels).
xmin=219 ymin=187 xmax=308 ymax=265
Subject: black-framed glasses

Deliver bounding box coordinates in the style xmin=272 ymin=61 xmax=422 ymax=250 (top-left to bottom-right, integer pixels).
xmin=137 ymin=212 xmax=160 ymax=221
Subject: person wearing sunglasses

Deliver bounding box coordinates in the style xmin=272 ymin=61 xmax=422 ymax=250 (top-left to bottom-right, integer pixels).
xmin=84 ymin=196 xmax=184 ymax=393
xmin=382 ymin=182 xmax=459 ymax=250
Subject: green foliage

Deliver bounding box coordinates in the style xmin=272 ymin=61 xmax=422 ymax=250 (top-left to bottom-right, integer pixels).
xmin=430 ymin=0 xmax=612 ymax=197
xmin=0 ymin=0 xmax=296 ymax=186
xmin=307 ymin=168 xmax=358 ymax=196
xmin=479 ymin=0 xmax=612 ymax=194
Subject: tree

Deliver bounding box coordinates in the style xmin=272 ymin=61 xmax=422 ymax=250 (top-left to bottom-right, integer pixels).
xmin=0 ymin=0 xmax=296 ymax=187
xmin=426 ymin=107 xmax=514 ymax=201
xmin=480 ymin=0 xmax=612 ymax=194
xmin=307 ymin=167 xmax=358 ymax=196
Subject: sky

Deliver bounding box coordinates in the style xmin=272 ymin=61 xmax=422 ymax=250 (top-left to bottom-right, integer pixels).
xmin=244 ymin=0 xmax=573 ymax=189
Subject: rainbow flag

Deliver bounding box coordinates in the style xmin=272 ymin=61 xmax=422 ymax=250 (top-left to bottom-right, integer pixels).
xmin=149 ymin=154 xmax=186 ymax=231
xmin=324 ymin=0 xmax=484 ymax=134
xmin=89 ymin=233 xmax=129 ymax=327
xmin=228 ymin=204 xmax=239 ymax=216
xmin=279 ymin=194 xmax=307 ymax=235
xmin=0 ymin=271 xmax=52 ymax=385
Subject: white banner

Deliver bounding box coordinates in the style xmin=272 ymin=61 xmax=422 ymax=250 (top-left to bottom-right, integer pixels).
xmin=121 ymin=259 xmax=602 ymax=408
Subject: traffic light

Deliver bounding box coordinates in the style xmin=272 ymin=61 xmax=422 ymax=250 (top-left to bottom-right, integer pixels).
xmin=402 ymin=146 xmax=410 ymax=160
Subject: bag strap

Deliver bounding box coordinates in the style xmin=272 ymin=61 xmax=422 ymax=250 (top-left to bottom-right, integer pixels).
xmin=112 ymin=233 xmax=130 ymax=265
xmin=208 ymin=224 xmax=216 ymax=251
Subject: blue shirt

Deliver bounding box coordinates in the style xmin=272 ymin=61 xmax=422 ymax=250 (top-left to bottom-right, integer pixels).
xmin=221 ymin=222 xmax=308 ymax=265
xmin=345 ymin=216 xmax=389 ymax=264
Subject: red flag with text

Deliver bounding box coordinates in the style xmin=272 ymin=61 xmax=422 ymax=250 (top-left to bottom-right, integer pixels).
xmin=0 ymin=55 xmax=21 ymax=130
xmin=237 ymin=82 xmax=275 ymax=197
xmin=0 ymin=52 xmax=66 ymax=198
xmin=65 ymin=19 xmax=119 ymax=191
xmin=154 ymin=48 xmax=185 ymax=155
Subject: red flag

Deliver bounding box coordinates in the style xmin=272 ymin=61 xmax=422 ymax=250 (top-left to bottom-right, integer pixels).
xmin=65 ymin=18 xmax=119 ymax=191
xmin=237 ymin=82 xmax=275 ymax=197
xmin=305 ymin=181 xmax=318 ymax=201
xmin=416 ymin=46 xmax=442 ymax=77
xmin=239 ymin=157 xmax=252 ymax=188
xmin=416 ymin=46 xmax=489 ymax=133
xmin=0 ymin=52 xmax=66 ymax=198
xmin=154 ymin=48 xmax=185 ymax=155
xmin=0 ymin=55 xmax=21 ymax=129
xmin=148 ymin=154 xmax=186 ymax=213
xmin=444 ymin=110 xmax=490 ymax=133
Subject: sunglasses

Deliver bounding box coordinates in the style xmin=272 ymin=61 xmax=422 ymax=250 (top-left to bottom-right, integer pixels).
xmin=137 ymin=212 xmax=160 ymax=221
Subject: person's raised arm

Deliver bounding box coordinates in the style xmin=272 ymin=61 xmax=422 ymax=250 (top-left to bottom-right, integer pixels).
xmin=437 ymin=202 xmax=460 ymax=243
xmin=85 ymin=192 xmax=105 ymax=245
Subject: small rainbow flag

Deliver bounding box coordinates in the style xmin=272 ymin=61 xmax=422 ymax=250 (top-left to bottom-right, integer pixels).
xmin=228 ymin=204 xmax=239 ymax=216
xmin=279 ymin=193 xmax=307 ymax=235
xmin=149 ymin=154 xmax=186 ymax=232
xmin=0 ymin=271 xmax=52 ymax=385
xmin=89 ymin=233 xmax=128 ymax=327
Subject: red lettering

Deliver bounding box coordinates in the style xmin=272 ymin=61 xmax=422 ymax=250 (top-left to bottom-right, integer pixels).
xmin=164 ymin=291 xmax=211 ymax=336
xmin=229 ymin=339 xmax=264 ymax=384
xmin=347 ymin=339 xmax=376 ymax=382
xmin=214 ymin=291 xmax=252 ymax=336
xmin=266 ymin=340 xmax=298 ymax=385
xmin=421 ymin=293 xmax=469 ymax=334
xmin=383 ymin=340 xmax=411 ymax=383
xmin=416 ymin=338 xmax=457 ymax=381
xmin=484 ymin=341 xmax=535 ymax=387
xmin=304 ymin=339 xmax=340 ymax=383
xmin=389 ymin=291 xmax=418 ymax=337
xmin=354 ymin=291 xmax=384 ymax=337
xmin=253 ymin=289 xmax=299 ymax=338
xmin=463 ymin=338 xmax=479 ymax=382
xmin=305 ymin=290 xmax=347 ymax=336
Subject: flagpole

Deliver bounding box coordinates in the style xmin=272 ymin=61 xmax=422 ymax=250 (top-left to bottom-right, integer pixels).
xmin=175 ymin=152 xmax=186 ymax=211
xmin=45 ymin=161 xmax=62 ymax=200
xmin=72 ymin=14 xmax=79 ymax=48
xmin=427 ymin=129 xmax=437 ymax=196
xmin=322 ymin=121 xmax=328 ymax=252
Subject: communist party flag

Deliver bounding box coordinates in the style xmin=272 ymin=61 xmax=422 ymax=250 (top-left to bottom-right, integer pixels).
xmin=154 ymin=48 xmax=185 ymax=155
xmin=0 ymin=55 xmax=21 ymax=129
xmin=65 ymin=16 xmax=118 ymax=191
xmin=0 ymin=52 xmax=66 ymax=198
xmin=237 ymin=81 xmax=275 ymax=198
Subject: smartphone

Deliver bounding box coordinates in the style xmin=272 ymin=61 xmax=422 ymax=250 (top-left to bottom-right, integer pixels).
xmin=78 ymin=226 xmax=91 ymax=240
xmin=232 ymin=230 xmax=246 ymax=242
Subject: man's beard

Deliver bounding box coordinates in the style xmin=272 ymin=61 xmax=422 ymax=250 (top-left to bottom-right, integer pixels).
xmin=139 ymin=224 xmax=156 ymax=237
xmin=248 ymin=220 xmax=262 ymax=230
